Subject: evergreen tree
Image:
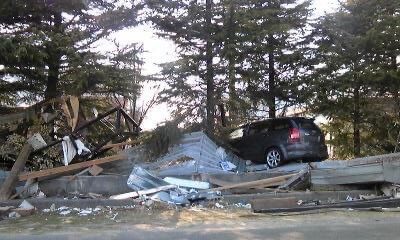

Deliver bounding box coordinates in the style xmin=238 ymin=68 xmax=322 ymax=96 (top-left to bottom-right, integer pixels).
xmin=310 ymin=0 xmax=400 ymax=157
xmin=146 ymin=0 xmax=221 ymax=133
xmin=235 ymin=0 xmax=313 ymax=119
xmin=0 ymin=0 xmax=143 ymax=105
xmin=147 ymin=0 xmax=313 ymax=130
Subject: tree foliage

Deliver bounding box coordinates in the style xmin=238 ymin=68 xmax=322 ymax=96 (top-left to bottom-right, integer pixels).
xmin=310 ymin=0 xmax=400 ymax=158
xmin=147 ymin=0 xmax=313 ymax=129
xmin=0 ymin=0 xmax=143 ymax=106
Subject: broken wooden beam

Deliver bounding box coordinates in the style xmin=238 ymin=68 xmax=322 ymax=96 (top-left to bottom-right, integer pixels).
xmin=204 ymin=173 xmax=296 ymax=192
xmin=0 ymin=143 xmax=33 ymax=200
xmin=278 ymin=169 xmax=310 ymax=190
xmin=18 ymin=154 xmax=126 ymax=181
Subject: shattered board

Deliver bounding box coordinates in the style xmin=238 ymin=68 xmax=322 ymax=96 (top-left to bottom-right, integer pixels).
xmin=142 ymin=132 xmax=246 ymax=176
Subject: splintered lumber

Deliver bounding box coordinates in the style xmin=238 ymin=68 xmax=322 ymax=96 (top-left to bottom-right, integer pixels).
xmin=0 ymin=143 xmax=33 ymax=200
xmin=110 ymin=185 xmax=177 ymax=200
xmin=205 ymin=173 xmax=296 ymax=192
xmin=278 ymin=169 xmax=309 ymax=190
xmin=18 ymin=154 xmax=126 ymax=181
xmin=88 ymin=165 xmax=103 ymax=176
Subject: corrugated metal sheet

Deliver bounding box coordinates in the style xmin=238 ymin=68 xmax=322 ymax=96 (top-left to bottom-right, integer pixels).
xmin=144 ymin=131 xmax=245 ymax=176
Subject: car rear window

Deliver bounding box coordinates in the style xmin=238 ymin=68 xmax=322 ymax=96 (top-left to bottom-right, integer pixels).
xmin=296 ymin=119 xmax=319 ymax=130
xmin=271 ymin=120 xmax=291 ymax=130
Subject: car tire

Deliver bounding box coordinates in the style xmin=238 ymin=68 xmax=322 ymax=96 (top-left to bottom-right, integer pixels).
xmin=265 ymin=147 xmax=283 ymax=168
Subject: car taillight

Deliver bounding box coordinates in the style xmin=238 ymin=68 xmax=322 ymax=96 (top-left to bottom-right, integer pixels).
xmin=289 ymin=128 xmax=300 ymax=143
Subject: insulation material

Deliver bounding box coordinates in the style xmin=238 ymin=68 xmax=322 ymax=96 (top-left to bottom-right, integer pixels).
xmin=61 ymin=136 xmax=91 ymax=166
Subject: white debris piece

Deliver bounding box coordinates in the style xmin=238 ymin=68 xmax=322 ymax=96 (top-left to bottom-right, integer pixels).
xmin=215 ymin=202 xmax=224 ymax=209
xmin=27 ymin=133 xmax=47 ymax=150
xmin=50 ymin=204 xmax=56 ymax=212
xmin=61 ymin=136 xmax=91 ymax=166
xmin=36 ymin=191 xmax=46 ymax=198
xmin=9 ymin=212 xmax=21 ymax=218
xmin=79 ymin=209 xmax=93 ymax=216
xmin=58 ymin=206 xmax=69 ymax=211
xmin=59 ymin=210 xmax=71 ymax=215
xmin=163 ymin=177 xmax=210 ymax=190
xmin=217 ymin=147 xmax=237 ymax=171
xmin=234 ymin=203 xmax=251 ymax=209
xmin=220 ymin=160 xmax=237 ymax=171
xmin=19 ymin=200 xmax=35 ymax=210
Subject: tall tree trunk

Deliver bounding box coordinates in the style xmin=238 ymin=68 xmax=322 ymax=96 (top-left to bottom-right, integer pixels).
xmin=45 ymin=12 xmax=62 ymax=100
xmin=353 ymin=80 xmax=361 ymax=157
xmin=268 ymin=41 xmax=276 ymax=118
xmin=226 ymin=0 xmax=238 ymax=124
xmin=205 ymin=0 xmax=215 ymax=136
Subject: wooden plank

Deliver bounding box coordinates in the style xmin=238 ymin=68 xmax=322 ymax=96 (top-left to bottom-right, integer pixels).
xmin=383 ymin=160 xmax=400 ymax=183
xmin=311 ymin=163 xmax=384 ymax=185
xmin=348 ymin=153 xmax=400 ymax=167
xmin=311 ymin=153 xmax=400 ymax=169
xmin=100 ymin=140 xmax=136 ymax=150
xmin=18 ymin=154 xmax=126 ymax=181
xmin=204 ymin=173 xmax=296 ymax=192
xmin=0 ymin=143 xmax=33 ymax=200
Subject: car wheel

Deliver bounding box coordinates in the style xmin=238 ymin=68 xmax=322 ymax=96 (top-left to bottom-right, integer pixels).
xmin=265 ymin=148 xmax=282 ymax=168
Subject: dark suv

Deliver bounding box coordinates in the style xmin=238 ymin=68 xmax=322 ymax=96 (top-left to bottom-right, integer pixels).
xmin=228 ymin=117 xmax=328 ymax=168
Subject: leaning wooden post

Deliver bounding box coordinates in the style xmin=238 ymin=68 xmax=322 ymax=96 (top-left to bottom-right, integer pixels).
xmin=0 ymin=143 xmax=33 ymax=200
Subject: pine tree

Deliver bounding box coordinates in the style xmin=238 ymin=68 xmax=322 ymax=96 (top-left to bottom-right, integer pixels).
xmin=147 ymin=0 xmax=313 ymax=130
xmin=235 ymin=0 xmax=313 ymax=119
xmin=146 ymin=0 xmax=221 ymax=133
xmin=310 ymin=0 xmax=400 ymax=157
xmin=0 ymin=0 xmax=143 ymax=105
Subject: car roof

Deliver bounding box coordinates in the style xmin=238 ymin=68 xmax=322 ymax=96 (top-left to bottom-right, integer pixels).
xmin=238 ymin=117 xmax=314 ymax=128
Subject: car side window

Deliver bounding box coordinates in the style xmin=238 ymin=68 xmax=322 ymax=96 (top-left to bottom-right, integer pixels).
xmin=229 ymin=127 xmax=244 ymax=139
xmin=248 ymin=122 xmax=271 ymax=135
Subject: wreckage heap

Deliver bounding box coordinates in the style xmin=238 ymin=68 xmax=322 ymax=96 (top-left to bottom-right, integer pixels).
xmin=2 ymin=108 xmax=400 ymax=218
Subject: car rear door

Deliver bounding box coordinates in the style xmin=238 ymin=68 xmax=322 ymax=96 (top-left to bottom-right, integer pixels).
xmin=269 ymin=119 xmax=292 ymax=146
xmin=239 ymin=121 xmax=272 ymax=161
xmin=295 ymin=119 xmax=324 ymax=145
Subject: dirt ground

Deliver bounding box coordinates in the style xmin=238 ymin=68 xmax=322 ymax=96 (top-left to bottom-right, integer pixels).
xmin=1 ymin=206 xmax=400 ymax=240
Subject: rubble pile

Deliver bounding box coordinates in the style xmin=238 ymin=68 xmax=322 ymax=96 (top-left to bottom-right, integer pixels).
xmin=2 ymin=106 xmax=400 ymax=220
